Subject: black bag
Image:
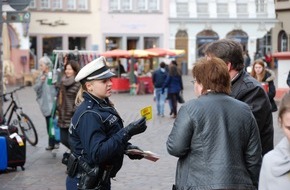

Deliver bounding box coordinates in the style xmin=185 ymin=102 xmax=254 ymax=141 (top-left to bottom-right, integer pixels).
xmin=62 ymin=152 xmax=70 ymax=166
xmin=0 ymin=125 xmax=25 ymax=171
xmin=0 ymin=125 xmax=18 ymax=136
xmin=172 ymin=185 xmax=177 ymax=190
xmin=67 ymin=153 xmax=78 ymax=178
xmin=6 ymin=134 xmax=26 ymax=171
xmin=78 ymin=161 xmax=100 ymax=190
xmin=177 ymin=91 xmax=185 ymax=104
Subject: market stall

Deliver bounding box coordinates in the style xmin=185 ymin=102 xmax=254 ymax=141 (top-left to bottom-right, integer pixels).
xmin=111 ymin=77 xmax=130 ymax=93
xmin=137 ymin=76 xmax=154 ymax=94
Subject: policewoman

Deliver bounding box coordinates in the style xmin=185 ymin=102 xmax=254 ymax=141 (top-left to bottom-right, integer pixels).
xmin=66 ymin=56 xmax=147 ymax=190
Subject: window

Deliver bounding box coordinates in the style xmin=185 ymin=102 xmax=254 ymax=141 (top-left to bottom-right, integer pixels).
xmin=40 ymin=0 xmax=50 ymax=9
xmin=217 ymin=3 xmax=228 ymax=17
xmin=217 ymin=3 xmax=227 ymax=13
xmin=109 ymin=0 xmax=159 ymax=13
xmin=144 ymin=37 xmax=158 ymax=49
xmin=52 ymin=0 xmax=62 ymax=10
xmin=121 ymin=0 xmax=131 ymax=10
xmin=197 ymin=3 xmax=207 ymax=13
xmin=29 ymin=0 xmax=36 ymax=9
xmin=78 ymin=0 xmax=88 ymax=10
xmin=256 ymin=0 xmax=266 ymax=13
xmin=278 ymin=31 xmax=288 ymax=52
xmin=176 ymin=2 xmax=189 ymax=17
xmin=148 ymin=0 xmax=159 ymax=11
xmin=281 ymin=33 xmax=288 ymax=51
xmin=67 ymin=0 xmax=77 ymax=10
xmin=237 ymin=3 xmax=248 ymax=17
xmin=109 ymin=0 xmax=119 ymax=11
xmin=137 ymin=0 xmax=147 ymax=11
xmin=237 ymin=3 xmax=247 ymax=13
xmin=197 ymin=3 xmax=208 ymax=17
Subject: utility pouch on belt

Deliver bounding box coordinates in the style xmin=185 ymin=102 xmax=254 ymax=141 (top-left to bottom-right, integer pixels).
xmin=67 ymin=154 xmax=78 ymax=178
xmin=78 ymin=160 xmax=100 ymax=190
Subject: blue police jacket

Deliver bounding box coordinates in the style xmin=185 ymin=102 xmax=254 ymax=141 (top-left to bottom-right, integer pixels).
xmin=69 ymin=92 xmax=131 ymax=177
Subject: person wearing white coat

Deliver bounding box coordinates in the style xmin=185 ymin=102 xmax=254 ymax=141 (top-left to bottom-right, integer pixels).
xmin=259 ymin=92 xmax=290 ymax=190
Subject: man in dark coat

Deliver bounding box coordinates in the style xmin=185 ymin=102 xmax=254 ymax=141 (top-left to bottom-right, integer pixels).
xmin=204 ymin=39 xmax=274 ymax=156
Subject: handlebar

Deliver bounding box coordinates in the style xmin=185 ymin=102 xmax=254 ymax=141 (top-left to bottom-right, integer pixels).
xmin=0 ymin=85 xmax=26 ymax=97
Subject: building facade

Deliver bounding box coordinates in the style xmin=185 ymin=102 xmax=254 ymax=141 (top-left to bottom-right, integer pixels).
xmin=99 ymin=0 xmax=169 ymax=70
xmin=169 ymin=0 xmax=277 ymax=69
xmin=99 ymin=0 xmax=168 ymax=52
xmin=272 ymin=0 xmax=290 ymax=53
xmin=28 ymin=0 xmax=100 ymax=65
xmin=2 ymin=3 xmax=31 ymax=83
xmin=26 ymin=0 xmax=278 ymax=72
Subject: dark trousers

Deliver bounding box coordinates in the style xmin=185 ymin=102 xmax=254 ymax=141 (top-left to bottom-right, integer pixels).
xmin=66 ymin=176 xmax=78 ymax=190
xmin=66 ymin=176 xmax=111 ymax=190
xmin=45 ymin=115 xmax=59 ymax=147
xmin=60 ymin=127 xmax=70 ymax=149
xmin=168 ymin=93 xmax=178 ymax=116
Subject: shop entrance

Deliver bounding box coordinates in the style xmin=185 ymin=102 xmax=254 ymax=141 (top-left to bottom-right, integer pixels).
xmin=43 ymin=36 xmax=62 ymax=56
xmin=69 ymin=37 xmax=86 ymax=50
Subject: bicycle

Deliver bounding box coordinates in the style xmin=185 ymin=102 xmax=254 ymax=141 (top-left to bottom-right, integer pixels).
xmin=0 ymin=86 xmax=38 ymax=146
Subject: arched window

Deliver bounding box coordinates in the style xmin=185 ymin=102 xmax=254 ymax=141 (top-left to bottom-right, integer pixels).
xmin=196 ymin=29 xmax=219 ymax=58
xmin=175 ymin=30 xmax=188 ymax=65
xmin=278 ymin=30 xmax=288 ymax=52
xmin=226 ymin=29 xmax=248 ymax=50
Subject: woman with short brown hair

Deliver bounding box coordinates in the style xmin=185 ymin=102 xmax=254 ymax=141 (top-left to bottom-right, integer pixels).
xmin=167 ymin=57 xmax=262 ymax=190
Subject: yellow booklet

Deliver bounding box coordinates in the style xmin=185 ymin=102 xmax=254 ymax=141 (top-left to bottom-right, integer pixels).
xmin=140 ymin=106 xmax=152 ymax=121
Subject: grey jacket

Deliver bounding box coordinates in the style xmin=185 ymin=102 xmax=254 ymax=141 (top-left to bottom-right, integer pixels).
xmin=167 ymin=93 xmax=262 ymax=190
xmin=259 ymin=137 xmax=290 ymax=190
xmin=33 ymin=73 xmax=56 ymax=117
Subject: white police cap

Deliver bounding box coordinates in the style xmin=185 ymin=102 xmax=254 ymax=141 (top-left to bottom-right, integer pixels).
xmin=75 ymin=56 xmax=115 ymax=83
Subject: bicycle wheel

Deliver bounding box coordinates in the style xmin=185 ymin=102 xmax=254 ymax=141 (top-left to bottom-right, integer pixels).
xmin=18 ymin=113 xmax=38 ymax=146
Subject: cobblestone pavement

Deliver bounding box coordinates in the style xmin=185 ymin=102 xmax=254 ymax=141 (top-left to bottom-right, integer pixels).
xmin=0 ymin=74 xmax=283 ymax=190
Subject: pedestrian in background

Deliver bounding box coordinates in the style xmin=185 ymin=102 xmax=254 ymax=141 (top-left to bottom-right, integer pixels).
xmin=287 ymin=71 xmax=290 ymax=87
xmin=250 ymin=59 xmax=277 ymax=112
xmin=167 ymin=57 xmax=262 ymax=190
xmin=66 ymin=56 xmax=147 ymax=190
xmin=259 ymin=91 xmax=290 ymax=190
xmin=56 ymin=60 xmax=80 ymax=149
xmin=152 ymin=62 xmax=168 ymax=117
xmin=162 ymin=60 xmax=183 ymax=118
xmin=264 ymin=48 xmax=273 ymax=68
xmin=33 ymin=56 xmax=58 ymax=150
xmin=115 ymin=60 xmax=126 ymax=77
xmin=204 ymin=38 xmax=274 ymax=156
xmin=243 ymin=50 xmax=251 ymax=71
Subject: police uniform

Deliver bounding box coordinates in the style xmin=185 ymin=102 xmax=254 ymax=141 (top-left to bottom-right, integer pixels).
xmin=66 ymin=57 xmax=145 ymax=190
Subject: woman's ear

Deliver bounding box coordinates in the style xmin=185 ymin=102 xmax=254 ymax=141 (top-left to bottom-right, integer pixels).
xmin=194 ymin=82 xmax=203 ymax=97
xmin=227 ymin=62 xmax=232 ymax=71
xmin=85 ymin=82 xmax=91 ymax=91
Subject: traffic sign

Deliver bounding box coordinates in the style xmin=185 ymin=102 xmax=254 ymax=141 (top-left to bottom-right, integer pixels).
xmin=6 ymin=11 xmax=31 ymax=23
xmin=8 ymin=0 xmax=31 ymax=11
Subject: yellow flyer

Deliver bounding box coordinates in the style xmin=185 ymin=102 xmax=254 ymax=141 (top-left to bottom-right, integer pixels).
xmin=140 ymin=106 xmax=152 ymax=121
